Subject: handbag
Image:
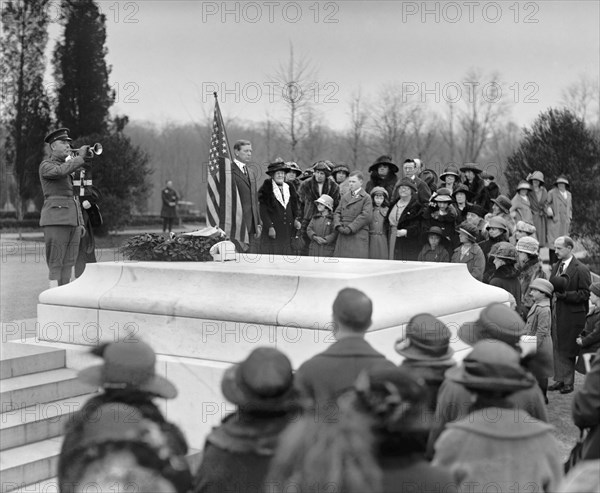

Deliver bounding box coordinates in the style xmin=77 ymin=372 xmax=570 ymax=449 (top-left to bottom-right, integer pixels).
xmin=290 ymin=230 xmax=305 ymax=252
xmin=564 ymin=428 xmax=587 ymax=473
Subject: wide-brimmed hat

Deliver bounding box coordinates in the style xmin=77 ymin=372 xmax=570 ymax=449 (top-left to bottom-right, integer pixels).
xmin=395 ymin=313 xmax=454 ymax=363
xmin=299 ymin=168 xmax=314 ymax=181
xmin=78 ymin=341 xmax=178 ymax=399
xmin=554 ymin=175 xmax=570 ymax=187
xmin=446 ymin=340 xmax=535 ymax=393
xmin=516 ymin=236 xmax=540 ymax=255
xmin=396 ymin=177 xmax=417 ymax=193
xmin=491 ymin=195 xmax=511 ymax=214
xmin=433 ymin=187 xmax=453 ymax=202
xmin=285 ymin=162 xmax=303 ymax=177
xmin=527 ymin=171 xmax=545 ymax=184
xmin=332 ymin=164 xmax=350 ymax=176
xmin=529 ymin=278 xmax=554 ymax=297
xmin=487 ymin=215 xmax=509 ymax=233
xmin=460 ymin=163 xmax=482 ymax=173
xmin=369 ymin=155 xmax=399 ymax=174
xmin=440 ymin=165 xmax=460 ymax=181
xmin=267 ymin=159 xmax=291 ymax=176
xmin=458 ymin=303 xmax=526 ymax=347
xmin=453 ymin=184 xmax=473 ymax=200
xmin=370 ymin=186 xmax=389 ymax=198
xmin=516 ymin=180 xmax=532 ymax=191
xmin=456 ymin=221 xmax=479 ymax=242
xmin=314 ymin=194 xmax=334 ymax=211
xmin=488 ymin=241 xmax=517 ymax=261
xmin=312 ymin=161 xmax=332 ymax=175
xmin=221 ymin=347 xmax=296 ymax=412
xmin=354 ymin=367 xmax=431 ymax=433
xmin=466 ymin=204 xmax=486 ymax=219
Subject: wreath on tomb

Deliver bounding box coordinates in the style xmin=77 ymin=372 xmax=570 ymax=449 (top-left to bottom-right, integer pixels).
xmin=121 ymin=229 xmax=227 ymax=262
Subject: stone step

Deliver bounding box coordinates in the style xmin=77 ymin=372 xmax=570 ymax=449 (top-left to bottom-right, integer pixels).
xmin=0 ymin=369 xmax=95 ymax=412
xmin=2 ymin=448 xmax=203 ymax=493
xmin=0 ymin=342 xmax=65 ymax=381
xmin=0 ymin=395 xmax=93 ymax=451
xmin=0 ymin=438 xmax=62 ymax=491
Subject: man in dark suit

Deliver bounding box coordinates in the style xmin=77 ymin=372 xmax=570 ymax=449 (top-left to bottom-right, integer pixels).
xmin=295 ymin=287 xmax=395 ymax=414
xmin=548 ymin=236 xmax=591 ymax=394
xmin=232 ymin=140 xmax=262 ymax=253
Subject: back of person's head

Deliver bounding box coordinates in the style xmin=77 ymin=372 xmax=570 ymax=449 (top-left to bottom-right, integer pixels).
xmin=332 ymin=288 xmax=373 ymax=333
xmin=265 ymin=409 xmax=381 ymax=493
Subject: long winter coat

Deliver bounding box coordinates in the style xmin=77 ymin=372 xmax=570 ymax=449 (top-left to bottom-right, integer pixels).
xmin=490 ymin=263 xmax=522 ymax=313
xmin=387 ymin=197 xmax=423 ymax=261
xmin=258 ymin=179 xmax=299 ymax=256
xmin=549 ymin=257 xmax=591 ymax=358
xmin=524 ymin=298 xmax=554 ymax=377
xmin=369 ymin=206 xmax=389 ymax=260
xmin=528 ymin=187 xmax=549 ymax=246
xmin=433 ymin=408 xmax=563 ymax=492
xmin=462 ymin=175 xmax=487 ymax=209
xmin=423 ymin=204 xmax=458 ymax=253
xmin=546 ymin=187 xmax=572 ymax=245
xmin=307 ymin=212 xmax=337 ymax=258
xmin=161 ymin=186 xmax=179 ymax=219
xmin=518 ymin=257 xmax=547 ymax=319
xmin=365 ymin=172 xmax=398 ymax=199
xmin=333 ymin=189 xmax=373 ymax=259
xmin=451 ymin=243 xmax=486 ymax=281
xmin=510 ymin=193 xmax=534 ymax=224
xmin=299 ymin=177 xmax=340 ymax=231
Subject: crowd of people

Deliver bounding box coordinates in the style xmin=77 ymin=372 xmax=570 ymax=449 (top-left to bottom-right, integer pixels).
xmin=58 ymin=287 xmax=599 ymax=493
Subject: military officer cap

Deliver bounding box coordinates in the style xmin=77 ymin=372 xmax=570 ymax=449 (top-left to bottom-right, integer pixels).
xmin=44 ymin=127 xmax=72 ymax=144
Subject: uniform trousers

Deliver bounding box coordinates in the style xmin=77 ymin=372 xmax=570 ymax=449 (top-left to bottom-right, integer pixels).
xmin=44 ymin=226 xmax=80 ymax=285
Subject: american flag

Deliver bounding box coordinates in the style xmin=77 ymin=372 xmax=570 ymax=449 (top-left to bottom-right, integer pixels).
xmin=206 ymin=95 xmax=249 ymax=246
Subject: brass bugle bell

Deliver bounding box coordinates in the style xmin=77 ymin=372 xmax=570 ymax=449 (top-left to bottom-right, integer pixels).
xmin=67 ymin=143 xmax=103 ymax=160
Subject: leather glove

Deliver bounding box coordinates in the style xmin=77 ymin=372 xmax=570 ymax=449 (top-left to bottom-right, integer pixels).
xmin=268 ymin=227 xmax=276 ymax=239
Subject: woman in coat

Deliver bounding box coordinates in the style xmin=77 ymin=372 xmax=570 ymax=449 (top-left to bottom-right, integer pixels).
xmin=365 ymin=155 xmax=400 ymax=199
xmin=460 ymin=163 xmax=488 ymax=209
xmin=333 ymin=171 xmax=373 ymax=259
xmin=258 ymin=160 xmax=301 ymax=256
xmin=488 ymin=242 xmax=522 ymax=312
xmin=510 ymin=180 xmax=534 ymax=224
xmin=546 ymin=176 xmax=572 ymax=264
xmin=516 ymin=236 xmax=547 ymax=319
xmin=387 ymin=178 xmax=423 ymax=261
xmin=527 ymin=171 xmax=549 ymax=247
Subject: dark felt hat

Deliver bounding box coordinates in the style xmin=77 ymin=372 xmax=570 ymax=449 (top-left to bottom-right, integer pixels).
xmin=466 ymin=204 xmax=487 ymax=219
xmin=446 ymin=340 xmax=535 ymax=393
xmin=45 ymin=127 xmax=72 ymax=144
xmin=396 ymin=177 xmax=418 ymax=193
xmin=492 ymin=195 xmax=512 ymax=214
xmin=487 ymin=215 xmax=510 ymax=233
xmin=440 ymin=165 xmax=460 ymax=181
xmin=78 ymin=341 xmax=178 ymax=399
xmin=267 ymin=158 xmax=291 ymax=176
xmin=395 ymin=313 xmax=454 ymax=363
xmin=354 ymin=367 xmax=431 ymax=433
xmin=456 ymin=221 xmax=479 ymax=242
xmin=433 ymin=187 xmax=453 ymax=202
xmin=369 ymin=155 xmax=399 ymax=174
xmin=549 ymin=273 xmax=570 ymax=293
xmin=332 ymin=164 xmax=350 ymax=176
xmin=460 ymin=163 xmax=482 ymax=173
xmin=285 ymin=162 xmax=303 ymax=177
xmin=221 ymin=347 xmax=296 ymax=412
xmin=312 ymin=161 xmax=332 ymax=175
xmin=488 ymin=241 xmax=517 ymax=261
xmin=458 ymin=303 xmax=527 ymax=347
xmin=453 ymin=184 xmax=473 ymax=200
xmin=426 ymin=226 xmax=446 ymax=239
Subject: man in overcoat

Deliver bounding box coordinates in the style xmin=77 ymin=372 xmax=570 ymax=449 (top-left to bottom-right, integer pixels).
xmin=333 ymin=171 xmax=372 ymax=259
xmin=39 ymin=128 xmax=88 ymax=288
xmin=548 ymin=236 xmax=591 ymax=394
xmin=232 ymin=140 xmax=262 ymax=253
xmin=160 ymin=180 xmax=179 ymax=233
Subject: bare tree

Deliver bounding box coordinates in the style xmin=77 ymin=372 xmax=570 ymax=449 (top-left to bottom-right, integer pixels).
xmin=346 ymin=88 xmax=369 ymax=168
xmin=270 ymin=43 xmax=317 ymax=160
xmin=409 ymin=106 xmax=438 ymax=164
xmin=561 ymin=74 xmax=600 ymax=127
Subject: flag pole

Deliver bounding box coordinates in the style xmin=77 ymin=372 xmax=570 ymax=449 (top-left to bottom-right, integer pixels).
xmin=213 ymin=92 xmax=234 ymax=161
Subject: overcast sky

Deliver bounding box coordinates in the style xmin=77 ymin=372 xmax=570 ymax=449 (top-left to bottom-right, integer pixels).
xmin=47 ymin=0 xmax=600 ymax=131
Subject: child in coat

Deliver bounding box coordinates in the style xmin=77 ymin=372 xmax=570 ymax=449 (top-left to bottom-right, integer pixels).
xmin=368 ymin=187 xmax=389 ymax=260
xmin=418 ymin=226 xmax=450 ymax=262
xmin=307 ymin=194 xmax=337 ymax=258
xmin=523 ymin=278 xmax=554 ymax=402
xmin=451 ymin=222 xmax=485 ymax=281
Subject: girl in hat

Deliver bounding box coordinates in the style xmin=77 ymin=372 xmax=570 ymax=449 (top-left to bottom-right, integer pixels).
xmin=524 ymin=278 xmax=555 ymax=402
xmin=332 ymin=163 xmax=351 ymax=195
xmin=510 ymin=180 xmax=534 ymax=226
xmin=423 ymin=187 xmax=458 ymax=255
xmin=307 ymin=194 xmax=337 ymax=258
xmin=516 ymin=236 xmax=547 ymax=319
xmin=258 ymin=160 xmax=301 ymax=256
xmin=527 ymin=171 xmax=549 ymax=247
xmin=366 ymin=155 xmax=399 ymax=198
xmin=418 ymin=226 xmax=450 ymax=262
xmin=432 ymin=340 xmax=563 ymax=491
xmin=368 ymin=187 xmax=389 ymax=260
xmin=439 ymin=165 xmax=460 ymax=193
xmin=453 ymin=184 xmax=472 ymax=225
xmin=480 ymin=216 xmax=511 ymax=283
xmin=546 ymin=176 xmax=572 ymax=265
xmin=451 ymin=222 xmax=486 ymax=281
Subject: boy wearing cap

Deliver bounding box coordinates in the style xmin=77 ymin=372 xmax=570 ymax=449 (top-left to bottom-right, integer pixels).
xmin=418 ymin=227 xmax=450 ymax=263
xmin=307 ymin=194 xmax=337 ymax=258
xmin=39 ymin=128 xmax=90 ymax=288
xmin=524 ymin=278 xmax=555 ymax=401
xmin=451 ymin=222 xmax=485 ymax=281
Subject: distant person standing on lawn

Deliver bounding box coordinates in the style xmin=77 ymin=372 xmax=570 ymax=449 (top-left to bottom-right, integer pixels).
xmin=161 ymin=180 xmax=179 ymax=233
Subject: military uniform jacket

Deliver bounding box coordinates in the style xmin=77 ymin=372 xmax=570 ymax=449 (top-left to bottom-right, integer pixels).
xmin=39 ymin=156 xmax=85 ymax=227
